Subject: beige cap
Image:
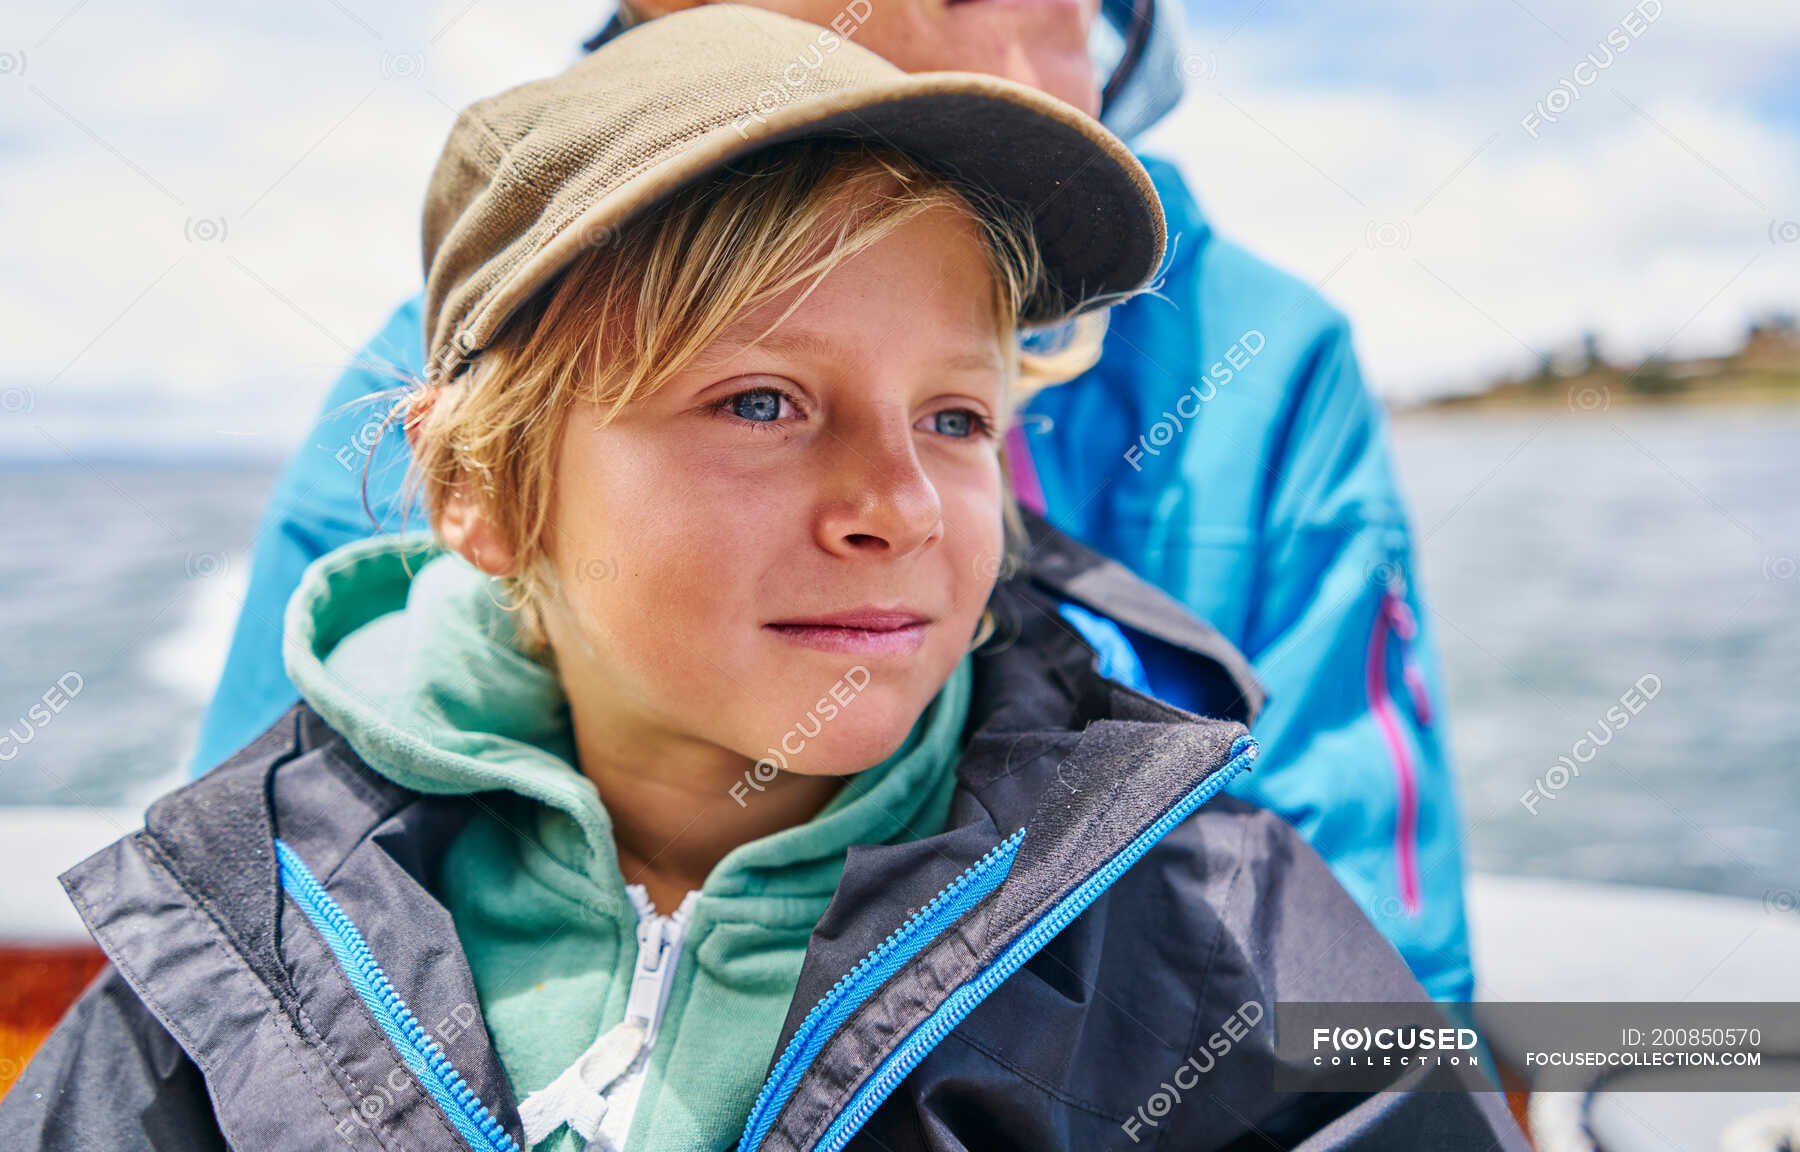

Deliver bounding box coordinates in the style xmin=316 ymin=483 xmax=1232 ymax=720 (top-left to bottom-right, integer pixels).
xmin=421 ymin=2 xmax=1166 ymax=384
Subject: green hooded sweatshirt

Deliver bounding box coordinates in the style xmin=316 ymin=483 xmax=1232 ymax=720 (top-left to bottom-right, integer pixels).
xmin=283 ymin=532 xmax=974 ymax=1151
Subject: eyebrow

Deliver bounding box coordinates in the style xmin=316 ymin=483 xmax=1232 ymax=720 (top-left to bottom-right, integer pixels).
xmin=733 ymin=327 xmax=1003 ymax=374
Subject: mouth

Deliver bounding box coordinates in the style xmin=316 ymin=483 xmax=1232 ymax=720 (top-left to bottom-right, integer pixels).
xmin=764 ymin=607 xmax=933 ymax=656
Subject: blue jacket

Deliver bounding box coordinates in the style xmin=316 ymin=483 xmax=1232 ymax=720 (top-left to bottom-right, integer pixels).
xmin=1024 ymin=156 xmax=1471 ymax=1003
xmin=188 ymin=10 xmax=1472 ymax=1005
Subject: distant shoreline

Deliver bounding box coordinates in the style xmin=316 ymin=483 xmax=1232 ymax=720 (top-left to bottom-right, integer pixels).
xmin=1395 ymin=385 xmax=1800 ymax=415
xmin=1397 ymin=368 xmax=1800 ymax=415
xmin=1399 ymin=320 xmax=1800 ymax=414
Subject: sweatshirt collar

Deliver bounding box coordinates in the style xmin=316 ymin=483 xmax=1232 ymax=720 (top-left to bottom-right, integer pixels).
xmin=283 ymin=532 xmax=973 ymax=912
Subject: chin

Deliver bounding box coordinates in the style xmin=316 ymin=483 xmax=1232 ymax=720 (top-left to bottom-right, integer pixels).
xmin=749 ymin=690 xmax=932 ymax=778
xmin=1032 ymin=54 xmax=1100 ymax=115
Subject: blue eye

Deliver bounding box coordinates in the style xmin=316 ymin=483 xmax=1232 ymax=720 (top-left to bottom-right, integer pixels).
xmin=729 ymin=388 xmax=783 ymax=422
xmin=934 ymin=410 xmax=972 ymax=437
xmin=711 ymin=386 xmax=796 ymax=432
xmin=928 ymin=408 xmax=996 ymax=439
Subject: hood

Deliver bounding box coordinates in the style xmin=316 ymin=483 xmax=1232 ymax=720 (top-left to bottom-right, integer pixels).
xmin=1094 ymin=0 xmax=1188 ymax=142
xmin=282 ymin=532 xmax=599 ymax=838
xmin=281 ymin=531 xmax=975 ymax=905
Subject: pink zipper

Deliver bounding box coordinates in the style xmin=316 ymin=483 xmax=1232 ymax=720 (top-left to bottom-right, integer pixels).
xmin=1004 ymin=420 xmax=1048 ymax=518
xmin=1366 ymin=585 xmax=1429 ymax=917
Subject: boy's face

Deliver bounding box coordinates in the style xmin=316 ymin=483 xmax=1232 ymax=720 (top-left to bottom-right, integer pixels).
xmin=636 ymin=0 xmax=1102 ymax=117
xmin=540 ymin=205 xmax=1007 ymax=778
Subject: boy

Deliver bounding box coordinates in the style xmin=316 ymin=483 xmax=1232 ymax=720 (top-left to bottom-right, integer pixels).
xmin=194 ymin=0 xmax=1474 ymax=1013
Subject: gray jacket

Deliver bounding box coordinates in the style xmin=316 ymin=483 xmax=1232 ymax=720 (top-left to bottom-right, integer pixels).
xmin=5 ymin=512 xmax=1526 ymax=1151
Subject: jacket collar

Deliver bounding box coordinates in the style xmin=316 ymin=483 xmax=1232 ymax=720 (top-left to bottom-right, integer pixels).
xmin=1015 ymin=507 xmax=1264 ymax=725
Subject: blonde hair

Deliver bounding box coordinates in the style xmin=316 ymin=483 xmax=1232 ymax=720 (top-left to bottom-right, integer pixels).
xmin=368 ymin=139 xmax=1108 ymax=651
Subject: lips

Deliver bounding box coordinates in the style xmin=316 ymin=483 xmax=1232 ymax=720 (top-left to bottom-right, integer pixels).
xmin=764 ymin=607 xmax=934 ymax=656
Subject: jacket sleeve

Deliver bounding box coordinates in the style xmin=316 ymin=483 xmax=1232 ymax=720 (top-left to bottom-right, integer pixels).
xmin=1228 ymin=315 xmax=1475 ymax=1004
xmin=186 ymin=295 xmax=426 ymax=778
xmin=0 ymin=966 xmax=227 ymax=1151
xmin=1160 ymin=801 xmax=1526 ymax=1152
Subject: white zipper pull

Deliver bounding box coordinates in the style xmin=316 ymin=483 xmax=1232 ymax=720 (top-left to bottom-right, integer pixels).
xmin=623 ymin=887 xmax=699 ymax=1050
xmin=517 ymin=886 xmax=701 ymax=1147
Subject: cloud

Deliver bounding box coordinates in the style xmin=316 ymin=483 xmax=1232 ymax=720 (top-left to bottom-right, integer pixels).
xmin=0 ymin=0 xmax=596 ymax=456
xmin=1147 ymin=0 xmax=1800 ymax=398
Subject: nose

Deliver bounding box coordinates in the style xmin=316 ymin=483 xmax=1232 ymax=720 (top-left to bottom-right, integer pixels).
xmin=814 ymin=411 xmax=943 ymax=558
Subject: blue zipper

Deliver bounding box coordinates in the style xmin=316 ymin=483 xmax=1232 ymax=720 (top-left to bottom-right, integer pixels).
xmin=737 ymin=825 xmax=1027 ymax=1152
xmin=809 ymin=735 xmax=1257 ymax=1152
xmin=275 ymin=839 xmax=521 ymax=1152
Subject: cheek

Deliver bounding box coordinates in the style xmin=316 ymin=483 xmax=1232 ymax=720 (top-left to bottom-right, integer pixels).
xmin=555 ymin=419 xmax=755 ymax=568
xmin=937 ymin=456 xmax=1008 ymax=607
xmin=548 ymin=426 xmax=803 ymax=662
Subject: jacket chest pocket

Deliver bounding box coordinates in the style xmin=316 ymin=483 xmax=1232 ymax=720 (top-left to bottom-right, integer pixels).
xmin=894 ymin=897 xmax=1196 ymax=1141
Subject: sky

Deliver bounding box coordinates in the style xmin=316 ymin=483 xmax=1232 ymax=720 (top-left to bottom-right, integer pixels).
xmin=1152 ymin=0 xmax=1800 ymax=398
xmin=1 ymin=0 xmax=1795 ymax=458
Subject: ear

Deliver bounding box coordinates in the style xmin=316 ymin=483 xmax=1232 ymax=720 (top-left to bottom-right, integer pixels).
xmin=407 ymin=389 xmax=518 ymax=577
xmin=438 ymin=477 xmax=518 ymax=578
